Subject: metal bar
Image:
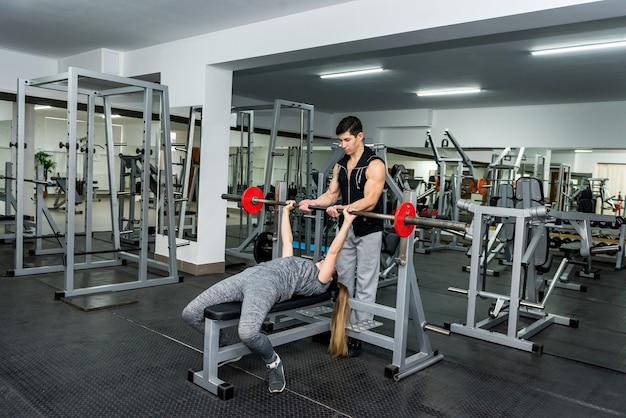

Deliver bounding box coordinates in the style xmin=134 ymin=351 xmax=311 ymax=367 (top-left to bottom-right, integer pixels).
xmin=64 ymin=67 xmax=79 ymax=294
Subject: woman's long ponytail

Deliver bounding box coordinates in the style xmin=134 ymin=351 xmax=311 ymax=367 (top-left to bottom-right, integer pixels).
xmin=329 ymin=282 xmax=351 ymax=357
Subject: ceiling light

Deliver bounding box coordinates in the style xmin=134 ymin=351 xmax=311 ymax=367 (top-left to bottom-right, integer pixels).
xmin=530 ymin=40 xmax=626 ymax=56
xmin=34 ymin=105 xmax=52 ymax=110
xmin=416 ymin=87 xmax=482 ymax=97
xmin=320 ymin=68 xmax=384 ymax=79
xmin=574 ymin=149 xmax=592 ymax=153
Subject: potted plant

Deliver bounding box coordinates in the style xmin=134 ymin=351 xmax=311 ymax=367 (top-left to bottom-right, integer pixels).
xmin=34 ymin=151 xmax=56 ymax=181
xmin=34 ymin=151 xmax=56 ymax=198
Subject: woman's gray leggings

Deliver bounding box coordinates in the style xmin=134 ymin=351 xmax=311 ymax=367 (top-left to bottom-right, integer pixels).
xmin=182 ymin=270 xmax=279 ymax=363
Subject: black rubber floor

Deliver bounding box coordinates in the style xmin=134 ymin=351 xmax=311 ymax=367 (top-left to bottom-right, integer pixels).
xmin=0 ymin=236 xmax=625 ymax=417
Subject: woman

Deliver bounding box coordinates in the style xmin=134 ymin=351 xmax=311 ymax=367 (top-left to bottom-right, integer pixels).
xmin=182 ymin=201 xmax=354 ymax=393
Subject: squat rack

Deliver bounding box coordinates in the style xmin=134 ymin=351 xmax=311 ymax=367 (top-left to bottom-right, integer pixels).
xmin=12 ymin=67 xmax=179 ymax=297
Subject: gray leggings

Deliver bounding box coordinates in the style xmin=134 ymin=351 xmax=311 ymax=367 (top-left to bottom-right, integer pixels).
xmin=182 ymin=270 xmax=280 ymax=363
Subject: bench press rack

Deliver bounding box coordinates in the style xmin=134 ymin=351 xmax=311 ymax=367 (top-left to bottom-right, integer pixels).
xmin=189 ymin=187 xmax=451 ymax=399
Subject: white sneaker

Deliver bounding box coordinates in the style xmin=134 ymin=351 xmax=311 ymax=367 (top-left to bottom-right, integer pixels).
xmin=266 ymin=354 xmax=286 ymax=393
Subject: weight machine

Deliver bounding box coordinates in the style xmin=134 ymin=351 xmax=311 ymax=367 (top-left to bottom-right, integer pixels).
xmin=587 ymin=178 xmax=620 ymax=214
xmin=11 ymin=67 xmax=179 ymax=298
xmin=484 ymin=147 xmax=525 ymax=205
xmin=448 ymin=178 xmax=577 ymax=354
xmin=549 ymin=163 xmax=571 ymax=211
xmin=417 ymin=130 xmax=475 ymax=253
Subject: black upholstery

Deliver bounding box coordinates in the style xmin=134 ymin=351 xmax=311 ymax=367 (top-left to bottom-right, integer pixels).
xmin=382 ymin=230 xmax=400 ymax=256
xmin=577 ymin=188 xmax=595 ymax=213
xmin=515 ymin=177 xmax=552 ymax=272
xmin=204 ymin=291 xmax=333 ymax=321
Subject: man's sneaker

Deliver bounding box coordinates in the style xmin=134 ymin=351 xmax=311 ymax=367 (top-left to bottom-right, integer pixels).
xmin=266 ymin=354 xmax=286 ymax=393
xmin=347 ymin=338 xmax=362 ymax=358
xmin=218 ymin=355 xmax=242 ymax=367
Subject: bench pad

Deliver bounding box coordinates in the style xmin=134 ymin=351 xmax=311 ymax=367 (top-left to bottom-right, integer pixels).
xmin=204 ymin=291 xmax=332 ymax=321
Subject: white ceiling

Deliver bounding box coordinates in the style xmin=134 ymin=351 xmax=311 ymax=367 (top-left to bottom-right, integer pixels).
xmin=2 ymin=1 xmax=626 ymax=113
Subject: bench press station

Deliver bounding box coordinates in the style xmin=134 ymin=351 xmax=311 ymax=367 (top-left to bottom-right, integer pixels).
xmin=189 ymin=183 xmax=463 ymax=399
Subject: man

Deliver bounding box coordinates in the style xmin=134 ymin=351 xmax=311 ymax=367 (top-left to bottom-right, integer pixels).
xmin=299 ymin=116 xmax=386 ymax=357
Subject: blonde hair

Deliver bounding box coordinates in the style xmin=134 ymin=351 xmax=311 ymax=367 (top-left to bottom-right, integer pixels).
xmin=329 ymin=282 xmax=351 ymax=357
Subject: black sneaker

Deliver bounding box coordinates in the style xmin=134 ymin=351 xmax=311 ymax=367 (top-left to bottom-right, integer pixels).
xmin=347 ymin=338 xmax=362 ymax=358
xmin=266 ymin=354 xmax=286 ymax=393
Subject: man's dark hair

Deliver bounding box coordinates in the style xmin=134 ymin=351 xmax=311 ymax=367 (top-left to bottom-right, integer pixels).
xmin=336 ymin=116 xmax=362 ymax=136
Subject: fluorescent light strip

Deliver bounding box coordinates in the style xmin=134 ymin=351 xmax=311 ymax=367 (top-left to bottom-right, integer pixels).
xmin=320 ymin=68 xmax=384 ymax=79
xmin=416 ymin=87 xmax=482 ymax=97
xmin=531 ymin=40 xmax=626 ymax=56
xmin=574 ymin=149 xmax=592 ymax=153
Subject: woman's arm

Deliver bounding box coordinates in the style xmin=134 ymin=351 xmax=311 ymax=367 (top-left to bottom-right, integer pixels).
xmin=317 ymin=209 xmax=357 ymax=283
xmin=281 ymin=200 xmax=296 ymax=258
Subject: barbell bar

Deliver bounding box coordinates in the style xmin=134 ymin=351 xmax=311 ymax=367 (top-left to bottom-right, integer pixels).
xmin=0 ymin=175 xmax=49 ymax=186
xmin=221 ymin=186 xmax=467 ymax=238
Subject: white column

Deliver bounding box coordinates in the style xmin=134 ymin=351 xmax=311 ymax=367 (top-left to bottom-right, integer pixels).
xmin=162 ymin=65 xmax=232 ymax=273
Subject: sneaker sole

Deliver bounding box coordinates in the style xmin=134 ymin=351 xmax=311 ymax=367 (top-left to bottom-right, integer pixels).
xmin=269 ymin=383 xmax=286 ymax=393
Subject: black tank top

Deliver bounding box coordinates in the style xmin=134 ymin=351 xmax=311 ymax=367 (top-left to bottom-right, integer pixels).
xmin=337 ymin=146 xmax=384 ymax=236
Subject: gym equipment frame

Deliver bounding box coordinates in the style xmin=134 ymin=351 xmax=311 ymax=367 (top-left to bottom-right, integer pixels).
xmin=417 ymin=130 xmax=473 ymax=254
xmin=12 ymin=67 xmax=179 ymax=297
xmin=447 ymin=200 xmax=577 ymax=354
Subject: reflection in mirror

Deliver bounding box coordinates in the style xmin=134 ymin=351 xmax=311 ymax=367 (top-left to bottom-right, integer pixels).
xmin=225 ymin=101 xmax=315 ymax=263
xmin=160 ymin=106 xmax=201 ymax=242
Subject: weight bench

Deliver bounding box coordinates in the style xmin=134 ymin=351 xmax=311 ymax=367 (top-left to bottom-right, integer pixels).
xmin=187 ymin=291 xmax=334 ymax=400
xmin=51 ymin=177 xmax=83 ymax=209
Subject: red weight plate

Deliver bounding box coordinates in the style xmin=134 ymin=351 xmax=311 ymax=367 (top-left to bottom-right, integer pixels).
xmin=476 ymin=178 xmax=488 ymax=196
xmin=241 ymin=186 xmax=264 ymax=214
xmin=394 ymin=201 xmax=416 ymax=237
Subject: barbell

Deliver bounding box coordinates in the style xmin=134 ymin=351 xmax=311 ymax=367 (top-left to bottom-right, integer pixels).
xmin=0 ymin=175 xmax=49 ymax=186
xmin=221 ymin=186 xmax=467 ymax=238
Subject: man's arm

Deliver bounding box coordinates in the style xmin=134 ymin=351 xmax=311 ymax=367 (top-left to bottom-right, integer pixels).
xmin=298 ymin=164 xmax=341 ymax=212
